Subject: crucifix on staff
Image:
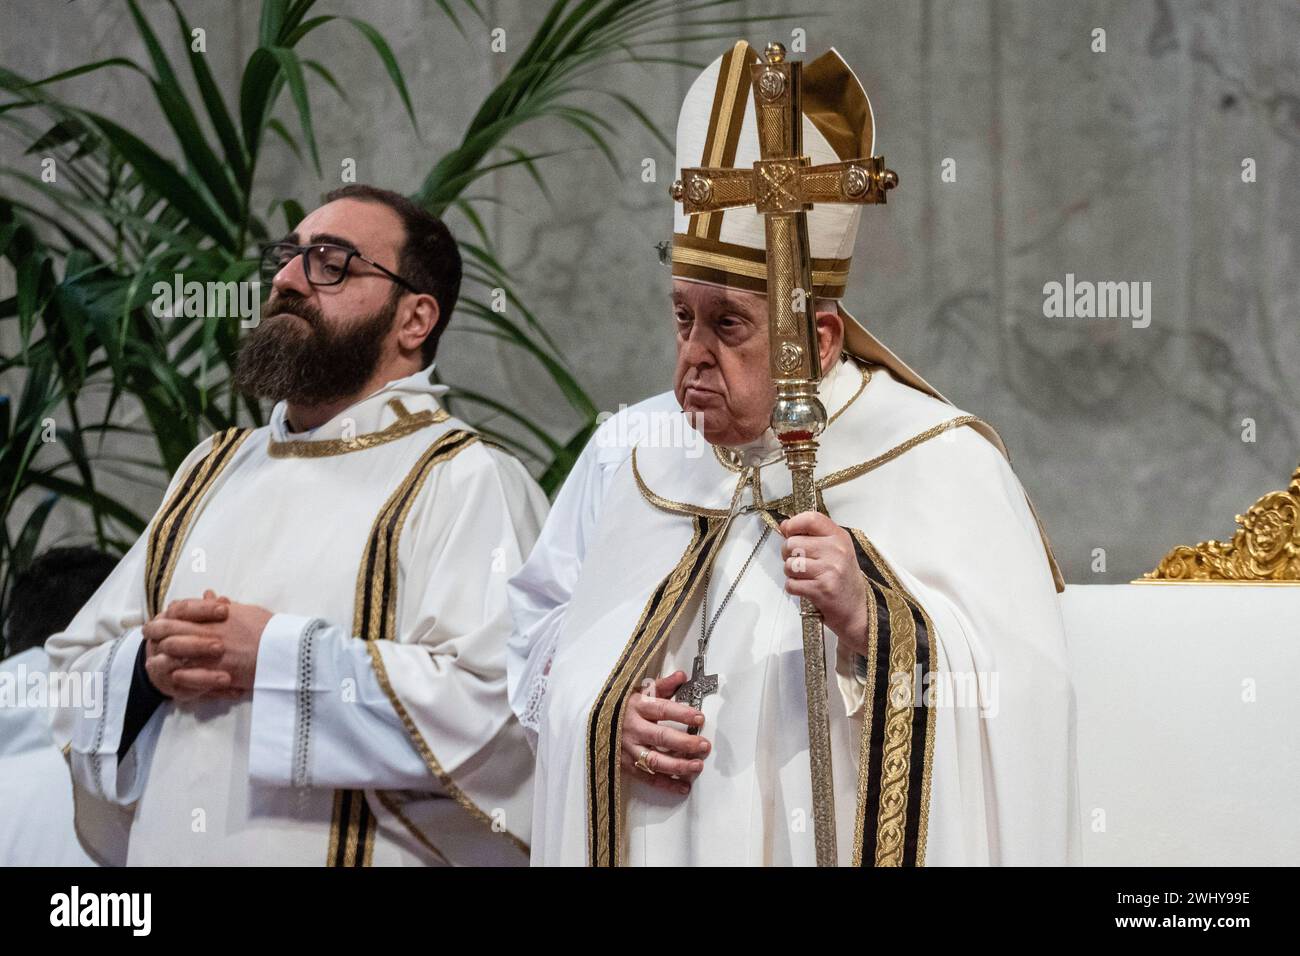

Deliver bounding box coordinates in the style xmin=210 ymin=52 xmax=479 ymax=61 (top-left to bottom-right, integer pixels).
xmin=670 ymin=41 xmax=898 ymax=867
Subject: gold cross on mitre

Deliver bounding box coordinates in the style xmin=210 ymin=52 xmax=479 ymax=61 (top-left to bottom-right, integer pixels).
xmin=669 ymin=40 xmax=898 ymax=868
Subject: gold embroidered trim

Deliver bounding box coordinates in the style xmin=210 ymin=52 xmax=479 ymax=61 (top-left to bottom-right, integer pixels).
xmin=343 ymin=427 xmax=529 ymax=856
xmin=365 ymin=642 xmax=529 ymax=855
xmin=268 ymin=406 xmax=448 ymax=458
xmin=331 ymin=428 xmax=519 ymax=862
xmin=350 ymin=789 xmax=376 ymax=867
xmin=693 ymin=41 xmax=751 ymax=240
xmin=851 ymin=560 xmax=881 ymax=857
xmin=817 ymin=415 xmax=980 ymax=491
xmin=352 ymin=429 xmax=478 ymax=644
xmin=326 ymin=789 xmax=376 ymax=866
xmin=762 ymin=415 xmax=982 ymax=516
xmin=145 ymin=428 xmax=251 ymax=617
xmin=875 ymin=586 xmax=917 ymax=865
xmin=145 ymin=432 xmax=228 ymax=608
xmin=640 ymin=413 xmax=983 ymax=519
xmin=374 ymin=790 xmax=451 ymax=866
xmin=632 ymin=448 xmax=735 ymax=518
xmin=326 ymin=793 xmax=342 ymax=864
xmin=670 ymin=244 xmax=852 ymax=287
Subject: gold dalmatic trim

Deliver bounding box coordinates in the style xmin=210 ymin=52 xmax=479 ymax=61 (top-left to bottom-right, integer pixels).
xmin=326 ymin=789 xmax=377 ymax=867
xmin=374 ymin=790 xmax=451 ymax=866
xmin=1138 ymin=463 xmax=1300 ymax=583
xmin=329 ymin=426 xmax=530 ymax=862
xmin=268 ymin=406 xmax=448 ymax=458
xmin=144 ymin=428 xmax=252 ymax=618
xmin=330 ymin=427 xmax=481 ymax=863
xmin=585 ymin=514 xmax=733 ymax=866
xmin=847 ymin=529 xmax=937 ymax=867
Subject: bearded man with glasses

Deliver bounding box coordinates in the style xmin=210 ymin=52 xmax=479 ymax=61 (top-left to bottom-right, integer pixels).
xmin=48 ymin=185 xmax=547 ymax=867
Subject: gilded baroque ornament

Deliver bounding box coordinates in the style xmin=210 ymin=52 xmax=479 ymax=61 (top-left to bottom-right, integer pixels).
xmin=1138 ymin=464 xmax=1300 ymax=583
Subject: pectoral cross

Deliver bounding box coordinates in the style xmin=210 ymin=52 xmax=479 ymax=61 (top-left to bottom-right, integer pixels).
xmin=670 ymin=41 xmax=899 ymax=868
xmin=673 ymin=655 xmax=718 ymax=735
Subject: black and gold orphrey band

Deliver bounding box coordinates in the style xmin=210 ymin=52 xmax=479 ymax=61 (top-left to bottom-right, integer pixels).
xmin=328 ymin=427 xmax=479 ymax=867
xmin=585 ymin=515 xmax=731 ymax=866
xmin=144 ymin=427 xmax=251 ymax=618
xmin=583 ymin=510 xmax=937 ymax=866
xmin=847 ymin=528 xmax=936 ymax=867
xmin=330 ymin=426 xmax=535 ymax=867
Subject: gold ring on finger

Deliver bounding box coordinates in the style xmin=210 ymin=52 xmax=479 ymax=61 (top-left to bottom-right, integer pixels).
xmin=634 ymin=749 xmax=656 ymax=776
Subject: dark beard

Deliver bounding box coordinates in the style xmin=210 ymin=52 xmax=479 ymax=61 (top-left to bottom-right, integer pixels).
xmin=234 ymin=290 xmax=398 ymax=405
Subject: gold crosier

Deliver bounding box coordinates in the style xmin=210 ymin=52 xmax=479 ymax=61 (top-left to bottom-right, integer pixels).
xmin=670 ymin=42 xmax=898 ymax=867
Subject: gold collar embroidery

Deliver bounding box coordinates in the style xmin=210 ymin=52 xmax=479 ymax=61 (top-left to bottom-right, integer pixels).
xmin=268 ymin=398 xmax=449 ymax=459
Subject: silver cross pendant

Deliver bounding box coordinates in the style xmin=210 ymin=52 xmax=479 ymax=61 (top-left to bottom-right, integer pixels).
xmin=673 ymin=655 xmax=718 ymax=735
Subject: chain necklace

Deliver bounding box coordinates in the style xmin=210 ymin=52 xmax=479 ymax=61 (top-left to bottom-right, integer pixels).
xmin=700 ymin=523 xmax=772 ymax=652
xmin=673 ymin=519 xmax=773 ymax=731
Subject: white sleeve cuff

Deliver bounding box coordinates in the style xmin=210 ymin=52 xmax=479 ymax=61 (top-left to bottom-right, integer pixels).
xmin=67 ymin=627 xmax=160 ymax=804
xmin=249 ymin=613 xmax=318 ymax=786
xmin=833 ymin=628 xmax=869 ymax=720
xmin=248 ymin=616 xmax=430 ymax=790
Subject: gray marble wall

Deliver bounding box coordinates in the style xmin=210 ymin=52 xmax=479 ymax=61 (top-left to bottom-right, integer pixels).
xmin=2 ymin=0 xmax=1297 ymax=583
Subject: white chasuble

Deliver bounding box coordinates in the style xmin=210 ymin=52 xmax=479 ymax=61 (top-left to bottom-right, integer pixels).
xmin=47 ymin=366 xmax=547 ymax=866
xmin=529 ymin=356 xmax=1082 ymax=866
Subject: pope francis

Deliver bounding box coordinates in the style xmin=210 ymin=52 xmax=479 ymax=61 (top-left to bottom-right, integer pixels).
xmin=510 ymin=41 xmax=1083 ymax=866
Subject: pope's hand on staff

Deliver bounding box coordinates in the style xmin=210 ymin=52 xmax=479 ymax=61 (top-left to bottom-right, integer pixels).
xmin=780 ymin=511 xmax=870 ymax=658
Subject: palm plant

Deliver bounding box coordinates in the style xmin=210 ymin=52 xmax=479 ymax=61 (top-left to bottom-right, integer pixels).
xmin=0 ymin=0 xmax=777 ymax=620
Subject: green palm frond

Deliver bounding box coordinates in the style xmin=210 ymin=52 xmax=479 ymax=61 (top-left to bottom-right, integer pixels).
xmin=0 ymin=0 xmax=771 ymax=609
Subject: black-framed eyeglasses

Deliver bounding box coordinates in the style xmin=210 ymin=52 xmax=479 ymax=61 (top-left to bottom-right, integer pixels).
xmin=259 ymin=241 xmax=418 ymax=292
